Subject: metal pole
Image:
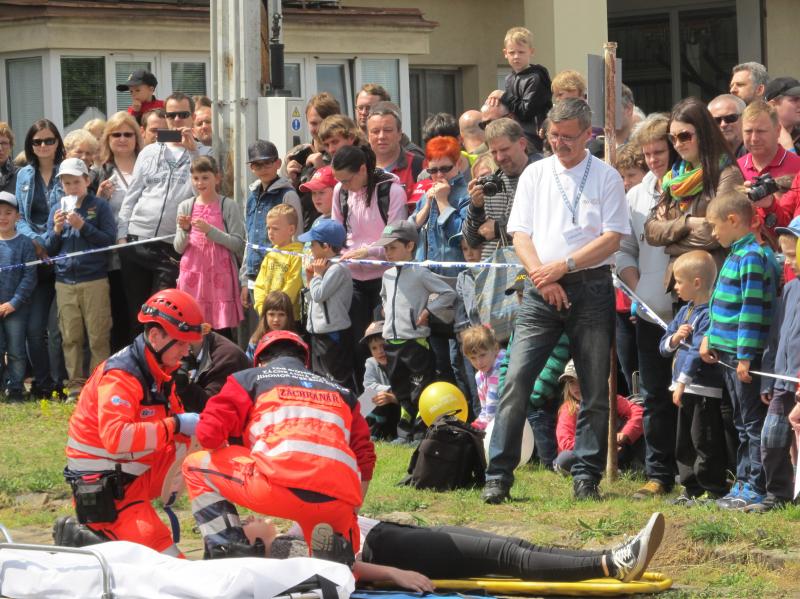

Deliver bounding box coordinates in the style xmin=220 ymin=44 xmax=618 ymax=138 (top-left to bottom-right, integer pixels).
xmin=210 ymin=0 xmax=261 ymax=206
xmin=603 ymin=42 xmax=618 ymax=167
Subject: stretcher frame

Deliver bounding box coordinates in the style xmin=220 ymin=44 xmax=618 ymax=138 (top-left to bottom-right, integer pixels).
xmin=0 ymin=523 xmax=333 ymax=599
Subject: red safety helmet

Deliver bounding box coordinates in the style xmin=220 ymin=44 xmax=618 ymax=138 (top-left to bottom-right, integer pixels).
xmin=253 ymin=330 xmax=310 ymax=368
xmin=138 ymin=289 xmax=205 ymax=343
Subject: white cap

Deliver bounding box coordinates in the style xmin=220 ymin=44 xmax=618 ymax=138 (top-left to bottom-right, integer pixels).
xmin=57 ymin=157 xmax=89 ymax=178
xmin=0 ymin=191 xmax=17 ymax=209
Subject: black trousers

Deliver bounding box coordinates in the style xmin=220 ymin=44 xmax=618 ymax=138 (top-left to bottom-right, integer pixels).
xmin=120 ymin=238 xmax=180 ymax=333
xmin=107 ymin=269 xmax=131 ymax=351
xmin=385 ymin=339 xmax=435 ymax=439
xmin=349 ymin=278 xmax=383 ymax=392
xmin=675 ymin=394 xmax=728 ymax=497
xmin=362 ymin=522 xmax=606 ymax=582
xmin=310 ymin=330 xmax=356 ymax=392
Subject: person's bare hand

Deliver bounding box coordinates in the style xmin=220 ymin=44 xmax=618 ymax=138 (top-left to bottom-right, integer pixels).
xmin=286 ymin=160 xmax=302 ymax=181
xmin=311 ymin=257 xmax=329 ymax=277
xmin=67 ymin=211 xmax=84 ymax=230
xmin=0 ymin=302 xmax=15 ymax=318
xmin=387 ymin=568 xmax=435 ymax=594
xmin=342 ymin=247 xmax=369 ymax=261
xmin=373 ymin=391 xmax=397 ymax=407
xmin=240 ymin=285 xmax=251 ymax=309
xmin=737 ymin=359 xmax=752 ymax=383
xmin=478 ymin=219 xmax=496 ymax=240
xmin=180 ymin=127 xmax=197 ymax=151
xmin=53 ymin=210 xmax=67 ymax=234
xmin=699 ymin=337 xmax=718 ymax=364
xmin=177 ymin=214 xmax=192 ymax=231
xmin=97 ymin=179 xmax=115 ymax=199
xmin=530 ymin=261 xmax=568 ymax=288
xmin=416 ymin=309 xmax=430 ymax=327
xmin=538 ymin=282 xmax=569 ymax=310
xmin=192 ymin=218 xmax=211 ymax=233
xmin=467 ymin=178 xmax=485 ymax=208
xmin=789 ymin=402 xmax=800 ymax=432
xmin=760 ymin=392 xmax=772 ymax=406
xmin=672 ymin=383 xmax=685 ymax=407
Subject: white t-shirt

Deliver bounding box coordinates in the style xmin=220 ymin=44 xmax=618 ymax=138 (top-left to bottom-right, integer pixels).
xmin=507 ymin=151 xmax=629 ymax=267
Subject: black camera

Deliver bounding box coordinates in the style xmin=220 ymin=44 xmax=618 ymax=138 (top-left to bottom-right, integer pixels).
xmin=476 ymin=173 xmax=505 ymax=196
xmin=747 ymin=173 xmax=780 ymax=202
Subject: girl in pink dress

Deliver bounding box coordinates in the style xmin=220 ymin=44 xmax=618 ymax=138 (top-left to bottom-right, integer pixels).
xmin=174 ymin=156 xmax=246 ymax=337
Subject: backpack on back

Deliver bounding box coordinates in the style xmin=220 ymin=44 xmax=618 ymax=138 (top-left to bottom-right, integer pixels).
xmin=402 ymin=414 xmax=486 ymax=491
xmin=338 ymin=174 xmax=394 ymax=232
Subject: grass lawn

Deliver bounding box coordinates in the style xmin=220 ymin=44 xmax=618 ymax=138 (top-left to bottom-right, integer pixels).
xmin=2 ymin=400 xmax=800 ymax=598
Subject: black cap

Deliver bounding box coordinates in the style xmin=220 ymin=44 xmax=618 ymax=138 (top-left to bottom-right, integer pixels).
xmin=764 ymin=77 xmax=800 ymax=102
xmin=247 ymin=140 xmax=279 ymax=163
xmin=116 ymin=69 xmax=158 ymax=92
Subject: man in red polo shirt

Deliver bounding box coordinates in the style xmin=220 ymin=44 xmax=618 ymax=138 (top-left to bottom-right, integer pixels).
xmin=738 ymin=100 xmax=800 ymax=238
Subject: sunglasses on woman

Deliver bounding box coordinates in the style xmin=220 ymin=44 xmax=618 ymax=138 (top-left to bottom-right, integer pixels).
xmin=669 ymin=131 xmax=695 ymax=145
xmin=427 ymin=164 xmax=454 ymax=175
xmin=110 ymin=132 xmax=136 ymax=139
xmin=32 ymin=137 xmax=57 ymax=147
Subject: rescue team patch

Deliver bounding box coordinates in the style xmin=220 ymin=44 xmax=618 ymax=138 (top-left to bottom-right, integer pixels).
xmin=111 ymin=396 xmax=132 ymax=408
xmin=276 ymin=386 xmax=343 ymax=406
xmin=140 ymin=408 xmax=156 ymax=418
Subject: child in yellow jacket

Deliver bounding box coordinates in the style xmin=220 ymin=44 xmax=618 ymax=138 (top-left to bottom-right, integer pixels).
xmin=253 ymin=204 xmax=303 ymax=319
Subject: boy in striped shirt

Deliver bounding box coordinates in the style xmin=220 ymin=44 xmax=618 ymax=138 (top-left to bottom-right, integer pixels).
xmin=700 ymin=190 xmax=775 ymax=510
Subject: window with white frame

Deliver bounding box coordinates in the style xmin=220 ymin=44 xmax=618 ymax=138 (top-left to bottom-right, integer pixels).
xmin=283 ymin=62 xmax=302 ymax=98
xmin=315 ymin=62 xmax=351 ymax=115
xmin=61 ymin=56 xmax=107 ymax=132
xmin=360 ymin=58 xmax=399 ymax=106
xmin=171 ymin=61 xmax=207 ymax=97
xmin=6 ymin=56 xmax=44 ymax=141
xmin=115 ymin=60 xmax=152 ymax=113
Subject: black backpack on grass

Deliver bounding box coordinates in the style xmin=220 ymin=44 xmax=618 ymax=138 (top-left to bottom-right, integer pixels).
xmin=402 ymin=414 xmax=486 ymax=491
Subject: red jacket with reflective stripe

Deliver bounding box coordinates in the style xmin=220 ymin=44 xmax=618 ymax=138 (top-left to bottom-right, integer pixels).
xmin=66 ymin=336 xmax=185 ymax=476
xmin=197 ymin=356 xmax=375 ymax=506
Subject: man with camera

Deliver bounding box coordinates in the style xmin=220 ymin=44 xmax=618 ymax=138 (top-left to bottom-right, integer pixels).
xmin=117 ymin=92 xmax=212 ymax=333
xmin=737 ymin=100 xmax=800 ymax=235
xmin=463 ymin=118 xmax=537 ymax=260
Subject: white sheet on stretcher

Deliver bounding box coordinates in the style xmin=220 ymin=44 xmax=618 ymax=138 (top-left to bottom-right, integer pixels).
xmin=0 ymin=540 xmax=355 ymax=599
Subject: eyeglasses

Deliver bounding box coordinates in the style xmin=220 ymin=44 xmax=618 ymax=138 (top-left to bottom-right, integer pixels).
xmin=110 ymin=132 xmax=135 ymax=139
xmin=713 ymin=114 xmax=740 ymax=125
xmin=669 ymin=131 xmax=695 ymax=145
xmin=427 ymin=164 xmax=455 ymax=175
xmin=32 ymin=137 xmax=57 ymax=147
xmin=547 ymin=133 xmax=583 ymax=144
xmin=165 ymin=111 xmax=192 ymax=120
xmin=250 ymin=159 xmax=278 ymax=168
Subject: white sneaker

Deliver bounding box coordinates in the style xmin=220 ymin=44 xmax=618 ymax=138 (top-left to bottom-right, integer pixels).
xmin=610 ymin=512 xmax=664 ymax=581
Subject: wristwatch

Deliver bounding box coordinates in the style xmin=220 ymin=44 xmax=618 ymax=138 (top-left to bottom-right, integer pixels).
xmin=565 ymin=256 xmax=577 ymax=272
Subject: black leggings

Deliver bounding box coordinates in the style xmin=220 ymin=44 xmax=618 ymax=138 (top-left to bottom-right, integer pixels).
xmin=362 ymin=522 xmax=607 ymax=582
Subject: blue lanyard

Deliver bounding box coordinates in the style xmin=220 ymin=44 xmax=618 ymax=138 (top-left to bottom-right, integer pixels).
xmin=552 ymin=154 xmax=592 ymax=224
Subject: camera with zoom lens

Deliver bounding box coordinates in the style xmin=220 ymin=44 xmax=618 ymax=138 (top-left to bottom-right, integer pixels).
xmin=747 ymin=173 xmax=780 ymax=202
xmin=476 ymin=173 xmax=505 ymax=196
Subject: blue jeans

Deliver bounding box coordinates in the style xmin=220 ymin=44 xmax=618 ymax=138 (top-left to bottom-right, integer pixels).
xmin=615 ymin=311 xmax=637 ymax=395
xmin=27 ymin=275 xmax=56 ymax=389
xmin=720 ymin=355 xmax=767 ymax=494
xmin=0 ymin=304 xmax=30 ymax=394
xmin=527 ymin=402 xmax=558 ymax=468
xmin=636 ymin=318 xmax=676 ymax=486
xmin=487 ymin=270 xmax=614 ymax=485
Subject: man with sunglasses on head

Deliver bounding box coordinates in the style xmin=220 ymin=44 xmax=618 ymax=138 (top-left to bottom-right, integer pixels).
xmin=481 ymin=99 xmax=629 ymax=504
xmin=116 ymin=92 xmax=212 ymax=333
xmin=54 ymin=289 xmax=205 ymax=556
xmin=708 ymin=94 xmax=747 ymax=158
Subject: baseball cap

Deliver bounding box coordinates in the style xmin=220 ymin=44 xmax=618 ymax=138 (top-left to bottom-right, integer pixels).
xmin=116 ymin=69 xmax=158 ymax=92
xmin=374 ymin=220 xmax=418 ymax=246
xmin=0 ymin=191 xmax=18 ymax=209
xmin=360 ymin=320 xmax=385 ymax=344
xmin=299 ymin=166 xmax=337 ymax=193
xmin=247 ymin=140 xmax=280 ymax=164
xmin=558 ymin=360 xmax=578 ymax=383
xmin=297 ymin=218 xmax=346 ymax=247
xmin=764 ymin=77 xmax=800 ymax=102
xmin=775 ymin=215 xmax=800 ymax=238
xmin=57 ymin=158 xmax=89 ymax=178
xmin=504 ymin=272 xmax=529 ymax=295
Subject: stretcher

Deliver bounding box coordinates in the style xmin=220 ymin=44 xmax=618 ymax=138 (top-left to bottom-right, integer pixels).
xmin=424 ymin=573 xmax=673 ymax=596
xmin=0 ymin=524 xmax=354 ymax=599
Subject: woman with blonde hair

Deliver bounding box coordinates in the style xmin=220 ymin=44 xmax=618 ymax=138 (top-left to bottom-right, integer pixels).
xmin=97 ymin=111 xmax=144 ymax=349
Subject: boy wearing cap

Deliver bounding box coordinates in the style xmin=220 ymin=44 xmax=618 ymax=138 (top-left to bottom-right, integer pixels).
xmin=241 ymin=140 xmax=304 ymax=330
xmin=0 ymin=192 xmax=37 ymax=401
xmin=300 ymin=218 xmax=355 ymax=390
xmin=300 ymin=165 xmax=336 ymax=222
xmin=756 ymin=217 xmax=800 ymax=511
xmin=46 ymin=158 xmax=116 ymax=400
xmin=117 ymin=69 xmax=165 ymax=125
xmin=377 ymin=220 xmax=456 ymax=440
xmin=360 ymin=320 xmax=399 ymax=439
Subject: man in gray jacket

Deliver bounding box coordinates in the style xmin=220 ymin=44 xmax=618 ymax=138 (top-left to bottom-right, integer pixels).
xmin=117 ymin=92 xmax=212 ymax=331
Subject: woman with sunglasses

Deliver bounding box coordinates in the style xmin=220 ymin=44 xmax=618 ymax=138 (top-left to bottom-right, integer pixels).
xmin=15 ymin=119 xmax=68 ymax=398
xmin=411 ymin=136 xmax=470 ymax=276
xmin=644 ymin=97 xmax=744 ymax=294
xmin=96 ymin=112 xmax=144 ymax=350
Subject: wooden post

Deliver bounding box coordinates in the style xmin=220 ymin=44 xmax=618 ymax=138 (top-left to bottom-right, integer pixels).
xmin=604 ymin=41 xmax=619 ymax=482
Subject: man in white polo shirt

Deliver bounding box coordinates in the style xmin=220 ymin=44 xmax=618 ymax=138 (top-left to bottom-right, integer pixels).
xmin=482 ymin=98 xmax=629 ymax=503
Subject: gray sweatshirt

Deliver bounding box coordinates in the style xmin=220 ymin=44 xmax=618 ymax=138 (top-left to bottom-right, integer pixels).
xmin=306 ymin=261 xmax=353 ymax=334
xmin=117 ymin=142 xmax=212 ymax=240
xmin=380 ymin=264 xmax=456 ymax=341
xmin=363 ymin=356 xmax=390 ymax=393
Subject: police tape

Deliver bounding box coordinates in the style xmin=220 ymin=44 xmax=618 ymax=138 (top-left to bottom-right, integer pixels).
xmin=613 ymin=274 xmax=800 ymax=386
xmin=0 ymin=234 xmax=176 ymax=272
